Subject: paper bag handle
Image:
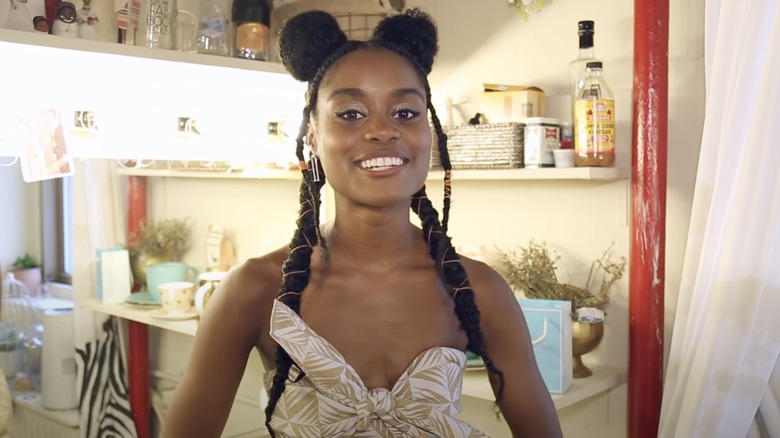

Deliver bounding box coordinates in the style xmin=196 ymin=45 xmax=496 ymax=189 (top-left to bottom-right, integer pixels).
xmin=531 ymin=318 xmax=549 ymax=345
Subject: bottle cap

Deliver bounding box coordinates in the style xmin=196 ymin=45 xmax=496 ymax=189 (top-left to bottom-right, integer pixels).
xmin=232 ymin=0 xmax=272 ymax=24
xmin=586 ymin=61 xmax=603 ymax=69
xmin=578 ymin=20 xmax=595 ymax=34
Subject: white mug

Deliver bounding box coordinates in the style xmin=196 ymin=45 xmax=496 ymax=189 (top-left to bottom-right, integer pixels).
xmin=158 ymin=281 xmax=195 ymax=315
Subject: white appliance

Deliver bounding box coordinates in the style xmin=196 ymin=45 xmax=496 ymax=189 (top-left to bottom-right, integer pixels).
xmin=41 ymin=309 xmax=78 ymax=410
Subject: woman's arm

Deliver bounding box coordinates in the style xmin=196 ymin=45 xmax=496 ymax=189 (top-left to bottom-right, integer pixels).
xmin=161 ymin=258 xmax=276 ymax=438
xmin=464 ymin=259 xmax=563 ymax=438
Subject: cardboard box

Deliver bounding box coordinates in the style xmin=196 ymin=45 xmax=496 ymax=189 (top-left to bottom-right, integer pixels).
xmin=480 ymin=84 xmax=546 ymax=123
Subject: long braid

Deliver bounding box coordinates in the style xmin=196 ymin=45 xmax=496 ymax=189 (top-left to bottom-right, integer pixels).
xmin=379 ymin=40 xmax=505 ymax=400
xmin=264 ymin=42 xmax=361 ymax=436
xmin=411 ymin=186 xmax=505 ymax=403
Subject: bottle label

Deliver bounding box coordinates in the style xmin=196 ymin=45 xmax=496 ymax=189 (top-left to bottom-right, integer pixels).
xmin=146 ymin=0 xmax=173 ymax=36
xmin=236 ymin=22 xmax=269 ymax=58
xmin=574 ymin=99 xmax=615 ymax=154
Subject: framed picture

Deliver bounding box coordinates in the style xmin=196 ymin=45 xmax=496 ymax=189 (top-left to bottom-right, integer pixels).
xmin=19 ymin=108 xmax=75 ymax=182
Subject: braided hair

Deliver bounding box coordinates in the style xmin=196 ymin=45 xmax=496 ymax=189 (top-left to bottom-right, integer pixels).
xmin=265 ymin=9 xmax=504 ymax=434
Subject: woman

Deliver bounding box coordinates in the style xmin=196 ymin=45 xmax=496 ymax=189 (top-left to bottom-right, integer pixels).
xmin=163 ymin=9 xmax=562 ymax=438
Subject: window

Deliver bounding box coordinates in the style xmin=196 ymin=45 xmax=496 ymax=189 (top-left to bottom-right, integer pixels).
xmin=42 ymin=176 xmax=72 ymax=285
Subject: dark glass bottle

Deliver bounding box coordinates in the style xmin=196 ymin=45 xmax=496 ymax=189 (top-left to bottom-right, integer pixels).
xmin=569 ymin=20 xmax=601 ymax=139
xmin=231 ymin=0 xmax=272 ymax=61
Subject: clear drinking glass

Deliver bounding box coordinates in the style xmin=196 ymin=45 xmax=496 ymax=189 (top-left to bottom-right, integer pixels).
xmin=135 ymin=0 xmax=197 ymax=51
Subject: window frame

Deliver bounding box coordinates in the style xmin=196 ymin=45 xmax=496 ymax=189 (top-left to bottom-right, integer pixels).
xmin=41 ymin=176 xmax=72 ymax=285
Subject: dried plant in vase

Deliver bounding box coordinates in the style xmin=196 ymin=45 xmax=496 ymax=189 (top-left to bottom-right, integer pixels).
xmin=133 ymin=218 xmax=192 ymax=261
xmin=493 ymin=240 xmax=626 ymax=319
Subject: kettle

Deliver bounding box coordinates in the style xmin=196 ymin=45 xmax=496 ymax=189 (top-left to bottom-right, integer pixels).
xmin=195 ymin=272 xmax=226 ymax=317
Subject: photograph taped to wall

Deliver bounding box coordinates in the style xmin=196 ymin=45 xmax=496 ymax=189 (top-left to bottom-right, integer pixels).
xmin=20 ymin=108 xmax=75 ymax=182
xmin=0 ymin=0 xmax=46 ymax=32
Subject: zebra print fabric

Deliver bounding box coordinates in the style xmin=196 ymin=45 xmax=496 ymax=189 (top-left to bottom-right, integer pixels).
xmin=76 ymin=317 xmax=137 ymax=438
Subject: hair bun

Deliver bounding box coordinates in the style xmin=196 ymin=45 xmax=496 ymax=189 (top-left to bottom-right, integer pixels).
xmin=372 ymin=9 xmax=438 ymax=74
xmin=278 ymin=11 xmax=348 ymax=82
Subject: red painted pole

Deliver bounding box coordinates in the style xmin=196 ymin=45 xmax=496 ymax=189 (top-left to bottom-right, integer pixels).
xmin=630 ymin=0 xmax=669 ymax=436
xmin=127 ymin=175 xmax=150 ymax=438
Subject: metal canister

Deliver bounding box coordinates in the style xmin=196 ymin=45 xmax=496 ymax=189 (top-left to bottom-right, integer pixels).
xmin=523 ymin=117 xmax=561 ymax=168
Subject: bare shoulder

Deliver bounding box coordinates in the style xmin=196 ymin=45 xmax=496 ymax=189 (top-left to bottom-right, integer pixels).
xmin=199 ymin=245 xmax=289 ymax=350
xmin=458 ymin=255 xmax=516 ymax=308
xmin=217 ymin=245 xmax=288 ymax=308
xmin=162 ymin=245 xmax=291 ymax=437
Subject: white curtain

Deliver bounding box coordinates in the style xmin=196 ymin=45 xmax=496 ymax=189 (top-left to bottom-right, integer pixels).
xmin=659 ymin=0 xmax=780 ymax=437
xmin=72 ymin=159 xmax=126 ymax=345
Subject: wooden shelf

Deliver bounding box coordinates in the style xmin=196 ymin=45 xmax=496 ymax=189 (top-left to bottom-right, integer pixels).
xmin=79 ymin=298 xmax=198 ymax=337
xmin=462 ymin=364 xmax=627 ymax=410
xmin=116 ymin=167 xmax=303 ymax=180
xmin=115 ymin=166 xmax=628 ymax=181
xmin=0 ymin=28 xmax=288 ymax=76
xmin=430 ymin=167 xmax=628 ymax=181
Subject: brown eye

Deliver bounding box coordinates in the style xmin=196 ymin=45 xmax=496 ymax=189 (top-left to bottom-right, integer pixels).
xmin=335 ymin=110 xmax=365 ymax=120
xmin=394 ymin=109 xmax=421 ymax=120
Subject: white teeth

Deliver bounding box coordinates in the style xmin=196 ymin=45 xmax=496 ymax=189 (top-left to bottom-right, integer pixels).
xmin=360 ymin=156 xmax=403 ymax=170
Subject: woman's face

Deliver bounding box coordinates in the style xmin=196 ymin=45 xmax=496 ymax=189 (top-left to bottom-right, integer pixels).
xmin=310 ymin=48 xmax=432 ymax=209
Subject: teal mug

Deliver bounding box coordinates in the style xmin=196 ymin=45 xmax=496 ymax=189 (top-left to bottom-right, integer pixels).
xmin=146 ymin=262 xmax=198 ymax=303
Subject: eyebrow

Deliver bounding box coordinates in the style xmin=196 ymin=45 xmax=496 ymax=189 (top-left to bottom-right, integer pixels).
xmin=326 ymin=88 xmax=425 ymax=102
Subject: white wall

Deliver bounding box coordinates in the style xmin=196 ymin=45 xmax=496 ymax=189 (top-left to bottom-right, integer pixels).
xmin=0 ymin=163 xmax=41 ymax=275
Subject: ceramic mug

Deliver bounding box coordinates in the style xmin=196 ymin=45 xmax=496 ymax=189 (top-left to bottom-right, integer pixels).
xmin=158 ymin=281 xmax=195 ymax=315
xmin=194 ymin=271 xmax=226 ymax=317
xmin=147 ymin=262 xmax=198 ymax=302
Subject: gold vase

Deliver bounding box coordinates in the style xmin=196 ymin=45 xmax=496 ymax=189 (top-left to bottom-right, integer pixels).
xmin=571 ymin=321 xmax=604 ymax=378
xmin=129 ymin=249 xmax=174 ymax=291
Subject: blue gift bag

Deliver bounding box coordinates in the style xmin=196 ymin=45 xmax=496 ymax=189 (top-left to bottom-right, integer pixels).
xmin=519 ymin=299 xmax=572 ymax=394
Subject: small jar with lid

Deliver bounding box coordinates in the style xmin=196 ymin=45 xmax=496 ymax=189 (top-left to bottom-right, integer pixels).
xmin=523 ymin=117 xmax=560 ymax=168
xmin=231 ymin=0 xmax=272 ymax=61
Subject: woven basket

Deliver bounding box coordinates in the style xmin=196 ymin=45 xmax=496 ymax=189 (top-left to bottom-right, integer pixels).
xmin=431 ymin=123 xmax=525 ymax=169
xmin=270 ymin=0 xmax=393 ymax=62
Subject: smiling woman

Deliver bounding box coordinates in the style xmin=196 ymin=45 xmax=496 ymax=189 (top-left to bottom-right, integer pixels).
xmin=162 ymin=8 xmax=563 ymax=438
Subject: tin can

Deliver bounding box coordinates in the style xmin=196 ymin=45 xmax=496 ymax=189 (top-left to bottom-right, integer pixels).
xmin=523 ymin=117 xmax=560 ymax=168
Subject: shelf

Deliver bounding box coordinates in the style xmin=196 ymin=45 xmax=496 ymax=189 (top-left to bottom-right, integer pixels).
xmin=12 ymin=391 xmax=79 ymax=428
xmin=79 ymin=298 xmax=198 ymax=337
xmin=116 ymin=167 xmax=303 ymax=180
xmin=114 ymin=166 xmax=628 ymax=181
xmin=0 ymin=28 xmax=289 ymax=76
xmin=430 ymin=167 xmax=628 ymax=181
xmin=81 ymin=296 xmax=625 ymax=411
xmin=462 ymin=364 xmax=627 ymax=410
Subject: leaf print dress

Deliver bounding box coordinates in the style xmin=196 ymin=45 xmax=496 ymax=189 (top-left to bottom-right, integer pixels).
xmin=264 ymin=300 xmax=490 ymax=437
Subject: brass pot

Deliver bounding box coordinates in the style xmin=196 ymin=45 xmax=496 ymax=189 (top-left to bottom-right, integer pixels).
xmin=129 ymin=249 xmax=174 ymax=291
xmin=571 ymin=321 xmax=604 ymax=378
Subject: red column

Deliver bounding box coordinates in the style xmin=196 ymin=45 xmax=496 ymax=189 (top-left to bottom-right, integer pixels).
xmin=127 ymin=175 xmax=150 ymax=438
xmin=630 ymin=0 xmax=669 ymax=436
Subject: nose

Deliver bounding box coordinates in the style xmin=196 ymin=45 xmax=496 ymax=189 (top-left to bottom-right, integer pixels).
xmin=363 ymin=116 xmax=399 ymax=143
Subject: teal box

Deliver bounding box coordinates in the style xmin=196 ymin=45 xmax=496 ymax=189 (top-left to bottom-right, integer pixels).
xmin=519 ymin=299 xmax=573 ymax=394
